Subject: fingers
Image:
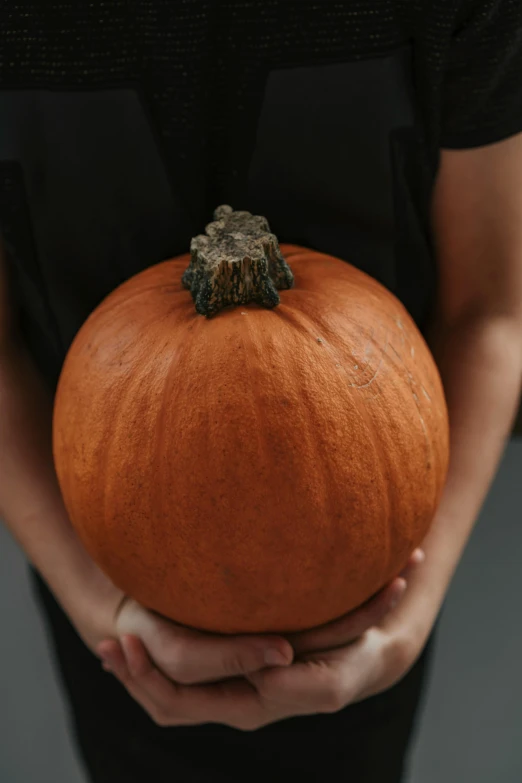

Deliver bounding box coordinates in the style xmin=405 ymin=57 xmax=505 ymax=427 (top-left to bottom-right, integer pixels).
xmin=146 ymin=673 xmax=263 ymax=729
xmin=254 ymin=658 xmax=351 ymax=716
xmin=250 ymin=628 xmax=385 ymax=718
xmin=120 ymin=633 xmax=155 ymax=678
xmin=100 ymin=635 xmax=266 ymax=730
xmin=287 ymin=549 xmax=425 ymax=657
xmin=116 ymin=600 xmax=293 ymax=685
xmin=98 ymin=639 xmax=127 ymax=674
xmin=288 ymin=577 xmax=405 ymax=657
xmin=145 ymin=619 xmax=294 ymax=684
xmin=99 ymin=635 xmax=199 ymax=726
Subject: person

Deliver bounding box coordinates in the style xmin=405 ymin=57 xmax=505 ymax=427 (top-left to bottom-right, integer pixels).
xmin=1 ymin=2 xmax=522 ymax=781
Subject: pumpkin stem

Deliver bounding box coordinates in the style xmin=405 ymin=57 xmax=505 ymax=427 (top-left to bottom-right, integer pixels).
xmin=182 ymin=205 xmax=294 ymax=317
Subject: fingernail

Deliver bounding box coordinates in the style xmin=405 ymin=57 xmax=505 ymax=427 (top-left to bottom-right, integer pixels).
xmin=264 ymin=649 xmax=291 ymax=667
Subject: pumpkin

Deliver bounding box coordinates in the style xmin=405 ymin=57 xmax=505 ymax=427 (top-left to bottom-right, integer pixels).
xmin=53 ymin=205 xmax=449 ymax=634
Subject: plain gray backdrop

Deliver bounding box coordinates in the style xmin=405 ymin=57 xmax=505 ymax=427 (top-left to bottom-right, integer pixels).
xmin=1 ymin=439 xmax=521 ymax=783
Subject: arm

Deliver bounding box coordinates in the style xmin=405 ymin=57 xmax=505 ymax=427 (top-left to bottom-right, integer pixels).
xmin=408 ymin=132 xmax=522 ymax=624
xmin=286 ymin=132 xmax=522 ymax=660
xmin=0 ymin=241 xmax=124 ymax=648
xmin=226 ymin=133 xmax=522 ymax=726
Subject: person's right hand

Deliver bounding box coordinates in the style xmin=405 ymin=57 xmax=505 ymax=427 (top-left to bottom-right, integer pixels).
xmin=96 ymin=596 xmax=295 ymax=725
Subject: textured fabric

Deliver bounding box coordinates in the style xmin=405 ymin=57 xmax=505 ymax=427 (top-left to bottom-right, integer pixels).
xmin=441 ymin=0 xmax=522 ymax=147
xmin=1 ymin=2 xmax=521 ymax=146
xmin=2 ymin=1 xmax=521 ymax=394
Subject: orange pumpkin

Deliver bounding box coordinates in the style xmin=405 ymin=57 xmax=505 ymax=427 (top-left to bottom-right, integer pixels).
xmin=53 ymin=205 xmax=449 ymax=634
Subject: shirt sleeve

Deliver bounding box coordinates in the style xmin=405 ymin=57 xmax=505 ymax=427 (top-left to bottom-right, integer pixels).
xmin=440 ymin=0 xmax=522 ymax=149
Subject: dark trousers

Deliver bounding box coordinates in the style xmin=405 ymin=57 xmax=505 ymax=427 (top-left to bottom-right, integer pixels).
xmin=32 ymin=571 xmax=435 ymax=783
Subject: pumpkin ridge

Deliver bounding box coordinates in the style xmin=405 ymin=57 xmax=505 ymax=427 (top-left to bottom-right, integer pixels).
xmin=263 ymin=300 xmax=394 ymax=596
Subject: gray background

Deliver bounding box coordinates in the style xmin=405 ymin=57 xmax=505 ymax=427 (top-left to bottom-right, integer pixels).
xmin=1 ymin=439 xmax=521 ymax=783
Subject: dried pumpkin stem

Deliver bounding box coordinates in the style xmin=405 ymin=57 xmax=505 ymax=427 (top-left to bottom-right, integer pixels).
xmin=182 ymin=204 xmax=294 ymax=317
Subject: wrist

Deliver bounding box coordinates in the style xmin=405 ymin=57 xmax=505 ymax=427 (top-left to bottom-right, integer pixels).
xmin=57 ymin=566 xmax=125 ymax=652
xmin=34 ymin=508 xmax=125 ymax=650
xmin=63 ymin=562 xmax=126 ymax=651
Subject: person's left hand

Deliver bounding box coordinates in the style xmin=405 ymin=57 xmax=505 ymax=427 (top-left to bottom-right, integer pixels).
xmin=240 ymin=546 xmax=440 ymax=725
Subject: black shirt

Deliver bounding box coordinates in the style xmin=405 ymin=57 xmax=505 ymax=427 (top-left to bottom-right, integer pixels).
xmin=1 ymin=1 xmax=522 ymax=389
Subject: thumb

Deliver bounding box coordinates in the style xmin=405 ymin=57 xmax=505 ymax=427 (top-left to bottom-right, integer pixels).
xmin=166 ymin=631 xmax=294 ymax=685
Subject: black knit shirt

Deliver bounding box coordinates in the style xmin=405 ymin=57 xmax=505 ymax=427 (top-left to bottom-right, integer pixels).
xmin=1 ymin=1 xmax=521 ymax=387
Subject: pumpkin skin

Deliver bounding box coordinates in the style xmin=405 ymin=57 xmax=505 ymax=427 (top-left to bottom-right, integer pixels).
xmin=53 ymin=244 xmax=449 ymax=634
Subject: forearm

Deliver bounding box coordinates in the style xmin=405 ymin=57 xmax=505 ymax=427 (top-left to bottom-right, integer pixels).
xmin=0 ymin=339 xmax=122 ymax=634
xmin=419 ymin=313 xmax=522 ymax=598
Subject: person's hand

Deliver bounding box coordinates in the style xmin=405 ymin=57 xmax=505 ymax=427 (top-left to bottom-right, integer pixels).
xmin=97 ymin=549 xmax=424 ymax=728
xmin=243 ymin=547 xmax=435 ymax=725
xmin=96 ymin=596 xmax=294 ymax=724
